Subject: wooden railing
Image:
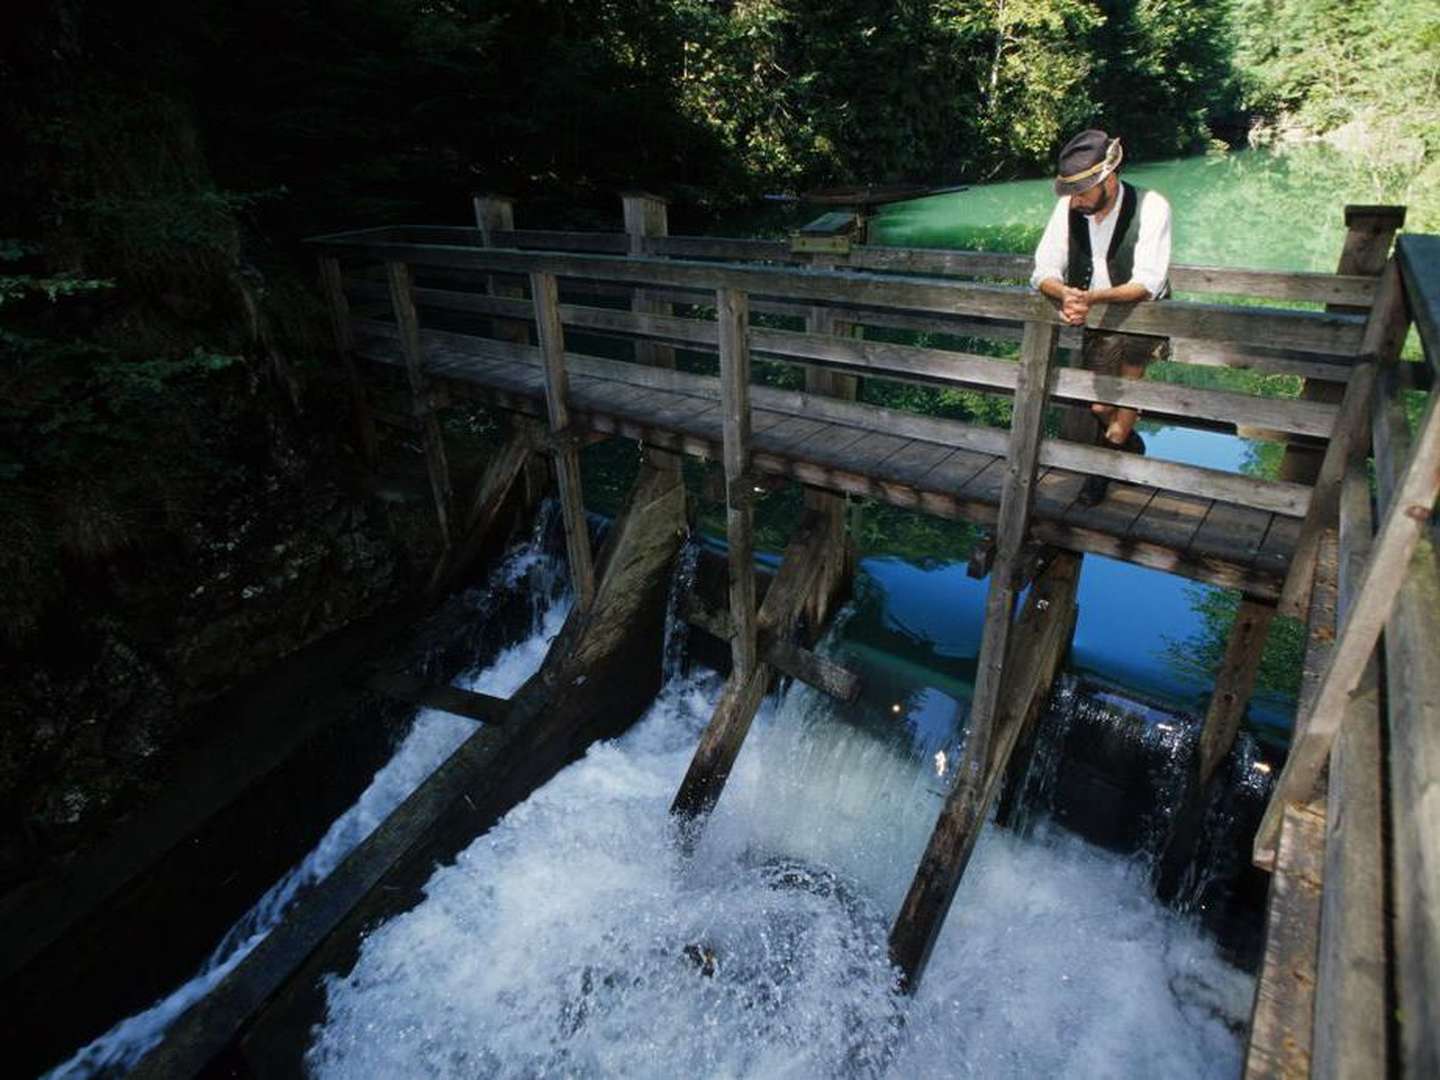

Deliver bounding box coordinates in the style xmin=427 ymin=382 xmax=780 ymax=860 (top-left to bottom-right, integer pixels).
xmin=1244 ymin=231 xmax=1440 ymax=1080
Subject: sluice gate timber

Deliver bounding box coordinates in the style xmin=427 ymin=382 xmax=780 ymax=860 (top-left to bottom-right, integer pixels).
xmin=131 ymin=195 xmax=1438 ymax=1078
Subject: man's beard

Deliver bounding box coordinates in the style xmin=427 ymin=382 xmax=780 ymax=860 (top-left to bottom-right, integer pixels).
xmin=1077 ymin=182 xmax=1115 ymax=217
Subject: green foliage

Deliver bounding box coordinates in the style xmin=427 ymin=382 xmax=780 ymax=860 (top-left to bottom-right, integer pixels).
xmin=1231 ymin=0 xmax=1440 ymax=230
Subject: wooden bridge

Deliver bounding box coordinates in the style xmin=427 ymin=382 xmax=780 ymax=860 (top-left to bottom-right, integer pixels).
xmin=126 ymin=194 xmax=1438 ymax=1078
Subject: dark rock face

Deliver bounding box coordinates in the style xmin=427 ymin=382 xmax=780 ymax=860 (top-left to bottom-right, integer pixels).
xmin=0 ymin=456 xmax=446 ymax=892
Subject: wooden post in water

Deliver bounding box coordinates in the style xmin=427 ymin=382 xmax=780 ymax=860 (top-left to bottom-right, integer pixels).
xmin=1197 ymin=596 xmax=1278 ymax=784
xmin=889 ymin=317 xmax=1058 ymax=990
xmin=718 ymin=286 xmax=758 ymax=681
xmin=385 ymin=260 xmax=455 ymax=548
xmin=671 ymin=507 xmax=851 ymax=822
xmin=317 ymin=255 xmax=378 ymax=465
xmin=473 ymin=194 xmax=530 ymax=345
xmin=530 ymin=269 xmax=596 ymax=611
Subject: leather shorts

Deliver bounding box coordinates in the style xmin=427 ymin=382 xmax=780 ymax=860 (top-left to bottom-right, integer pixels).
xmin=1081 ymin=329 xmax=1170 ymax=375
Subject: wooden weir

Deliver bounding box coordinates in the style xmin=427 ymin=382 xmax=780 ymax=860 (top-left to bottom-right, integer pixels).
xmin=129 ymin=195 xmax=1437 ymax=1077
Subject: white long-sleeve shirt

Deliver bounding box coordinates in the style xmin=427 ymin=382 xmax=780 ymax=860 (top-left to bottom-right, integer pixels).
xmin=1030 ymin=184 xmax=1172 ymax=297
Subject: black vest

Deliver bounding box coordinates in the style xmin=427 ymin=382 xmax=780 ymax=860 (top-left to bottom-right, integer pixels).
xmin=1065 ymin=182 xmax=1170 ymax=298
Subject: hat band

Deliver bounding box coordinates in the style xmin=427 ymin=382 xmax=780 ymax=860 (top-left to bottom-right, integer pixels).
xmin=1058 ymin=138 xmax=1123 ymax=186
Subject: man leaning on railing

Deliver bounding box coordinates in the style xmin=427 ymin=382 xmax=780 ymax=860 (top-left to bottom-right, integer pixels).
xmin=1031 ymin=129 xmax=1173 ymax=507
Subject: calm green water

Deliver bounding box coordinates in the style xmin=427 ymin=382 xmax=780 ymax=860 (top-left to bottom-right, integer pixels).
xmin=871 ymin=145 xmax=1367 ymax=272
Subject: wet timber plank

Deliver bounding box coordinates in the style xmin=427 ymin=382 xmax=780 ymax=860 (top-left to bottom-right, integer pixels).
xmin=749 ymin=407 xmax=792 ymax=435
xmin=1189 ymin=502 xmax=1273 ymax=564
xmin=787 ymin=422 xmax=872 ymax=469
xmin=1130 ymin=491 xmax=1212 ymax=551
xmin=1256 ymin=516 xmax=1301 ymax=582
xmin=957 ymin=457 xmax=1008 ymax=502
xmin=1033 ymin=467 xmax=1086 ymax=518
xmin=1060 ymin=478 xmax=1156 ymax=535
xmin=882 ymin=442 xmax=978 ymax=488
xmin=756 ymin=415 xmax=828 ymax=455
xmin=817 ymin=429 xmax=910 ymax=473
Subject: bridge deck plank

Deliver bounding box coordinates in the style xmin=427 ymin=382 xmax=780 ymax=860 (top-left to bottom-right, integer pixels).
xmin=351 ymin=334 xmax=1296 ymax=595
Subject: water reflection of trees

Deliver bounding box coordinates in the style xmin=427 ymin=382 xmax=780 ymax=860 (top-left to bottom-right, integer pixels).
xmin=1162 ymin=586 xmax=1304 ymax=701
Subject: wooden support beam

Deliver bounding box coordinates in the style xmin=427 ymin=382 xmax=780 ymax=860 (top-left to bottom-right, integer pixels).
xmin=1276 ymin=259 xmax=1411 ymax=618
xmin=1245 ymin=803 xmax=1326 ymax=1080
xmin=671 ymin=508 xmax=849 ymax=822
xmin=530 ymin=270 xmax=596 ymax=611
xmin=318 ymin=255 xmax=379 ymax=464
xmin=717 ymin=285 xmax=758 ymax=680
xmin=428 ymin=423 xmax=541 ymax=596
xmin=891 ymin=549 xmax=1079 ymax=990
xmin=385 ymin=260 xmax=455 ymax=548
xmin=1312 ymin=451 xmax=1387 ymax=1080
xmin=1197 ymin=596 xmax=1279 ymax=786
xmin=888 ymin=318 xmax=1058 ymax=990
xmin=681 ymin=596 xmax=860 ymax=702
xmin=366 ymin=672 xmax=510 ymax=725
xmin=1255 ymin=350 xmax=1440 ymax=867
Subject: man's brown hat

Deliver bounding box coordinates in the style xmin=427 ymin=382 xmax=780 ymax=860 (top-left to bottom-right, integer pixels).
xmin=1054 ymin=129 xmax=1123 ymax=196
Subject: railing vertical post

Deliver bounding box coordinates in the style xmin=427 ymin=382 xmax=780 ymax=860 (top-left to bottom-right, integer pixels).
xmin=473 ymin=194 xmax=530 ymax=345
xmin=1278 ymin=205 xmax=1406 ymax=485
xmin=621 ymin=192 xmax=673 ymax=368
xmin=623 ymin=192 xmax=680 ymax=473
xmin=717 ymin=285 xmax=758 ymax=680
xmin=889 ymin=315 xmax=1058 ymax=990
xmin=1276 ymin=259 xmax=1409 ymax=619
xmin=530 ymin=269 xmax=595 ymax=611
xmin=803 ymin=251 xmax=859 ymax=629
xmin=385 ymin=260 xmax=454 ymax=549
xmin=317 ymin=255 xmax=378 ymax=465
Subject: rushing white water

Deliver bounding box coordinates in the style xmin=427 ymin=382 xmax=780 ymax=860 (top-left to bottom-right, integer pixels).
xmin=308 ymin=669 xmax=1253 ymax=1079
xmin=44 ymin=538 xmax=572 ymax=1080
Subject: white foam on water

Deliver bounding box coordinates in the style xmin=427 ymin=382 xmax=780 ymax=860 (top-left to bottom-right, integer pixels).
xmin=44 ymin=553 xmax=570 ymax=1080
xmin=308 ymin=673 xmax=1252 ymax=1079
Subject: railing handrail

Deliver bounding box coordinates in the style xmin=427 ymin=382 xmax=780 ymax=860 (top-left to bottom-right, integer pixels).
xmin=310 ymin=232 xmax=1366 ymax=356
xmin=310 ymin=223 xmax=1381 ymax=307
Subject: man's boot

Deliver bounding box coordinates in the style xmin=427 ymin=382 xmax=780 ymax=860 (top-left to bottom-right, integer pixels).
xmin=1076 ymin=422 xmax=1145 ymax=508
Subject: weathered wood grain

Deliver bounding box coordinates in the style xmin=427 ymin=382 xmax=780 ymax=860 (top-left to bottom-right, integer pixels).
xmin=717 ymin=286 xmax=758 ymax=680
xmin=889 ymin=546 xmax=1080 ymax=991
xmin=385 ymin=261 xmax=454 ymax=547
xmin=1310 ymin=450 xmax=1387 ymax=1080
xmin=311 ymin=239 xmax=1368 ymax=354
xmin=531 ymin=270 xmax=596 ymax=610
xmin=1245 ymin=803 xmax=1326 ymax=1080
xmin=888 ymin=319 xmax=1057 ymax=990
